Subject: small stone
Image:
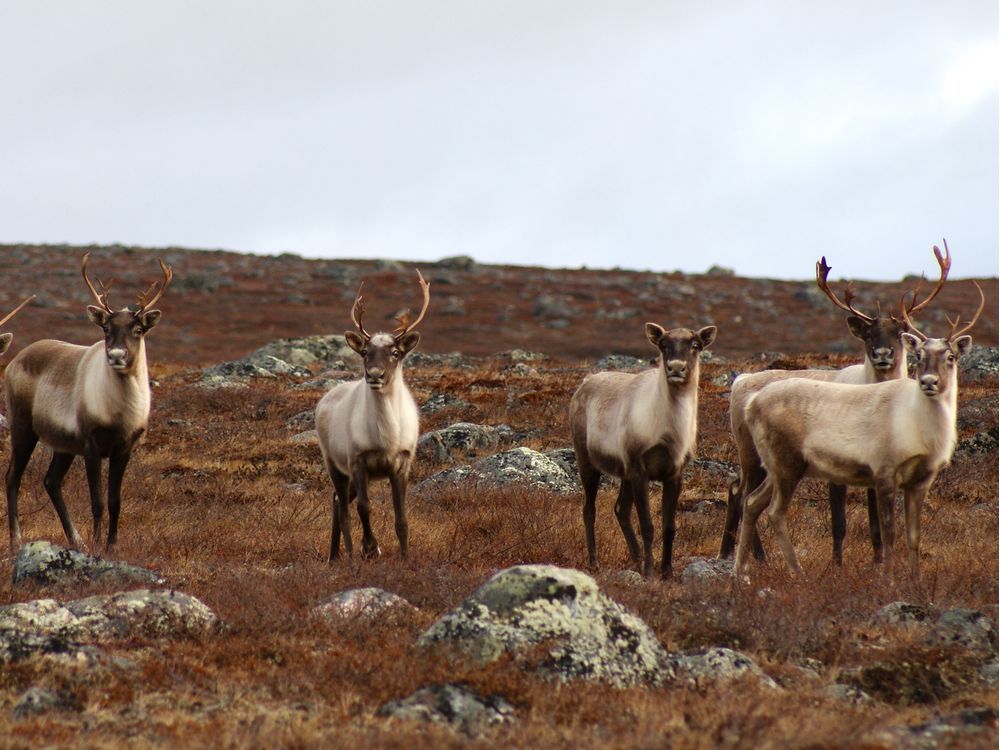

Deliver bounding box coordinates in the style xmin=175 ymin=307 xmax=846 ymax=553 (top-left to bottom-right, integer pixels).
xmin=312 ymin=588 xmax=417 ymax=623
xmin=377 ymin=683 xmax=512 ymax=736
xmin=12 ymin=541 xmax=163 ymax=587
xmin=680 ymin=557 xmax=734 ymax=584
xmin=671 ymin=647 xmax=779 ymax=689
xmin=12 ymin=687 xmax=74 ymax=719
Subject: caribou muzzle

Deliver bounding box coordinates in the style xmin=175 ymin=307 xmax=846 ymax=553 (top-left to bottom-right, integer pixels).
xmin=665 ymin=360 xmax=688 ymax=383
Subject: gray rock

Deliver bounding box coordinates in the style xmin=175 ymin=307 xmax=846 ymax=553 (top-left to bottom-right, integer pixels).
xmin=202 ymin=334 xmax=354 ymax=383
xmin=925 ymin=608 xmax=998 ymax=656
xmin=290 ymin=429 xmax=319 ymax=445
xmin=680 ymin=557 xmax=734 ymax=584
xmin=671 ymin=647 xmax=778 ymax=689
xmin=822 ymin=683 xmax=872 ymax=704
xmin=595 ymin=354 xmax=647 ymax=370
xmin=955 ymin=428 xmax=998 ymax=456
xmin=705 ymin=264 xmax=735 ymax=277
xmin=12 ymin=541 xmax=163 ymax=587
xmin=499 ymin=349 xmax=547 ymax=363
xmin=0 ymin=589 xmax=217 ymax=663
xmin=872 ymin=601 xmax=931 ymax=628
xmin=504 ymin=362 xmax=538 ymax=376
xmin=418 ymin=564 xmax=672 ymax=687
xmin=420 ymin=393 xmax=474 ymax=415
xmin=417 ymin=423 xmax=501 ymax=463
xmin=533 ymin=293 xmax=577 ymax=318
xmin=436 ymin=254 xmax=478 ymax=271
xmin=980 ymin=659 xmax=998 ymax=687
xmin=285 ymin=410 xmax=316 ymax=431
xmin=12 ymin=687 xmax=75 ymax=718
xmin=405 ymin=351 xmax=473 ymax=369
xmin=960 ymin=345 xmax=998 ymax=380
xmin=312 ymin=587 xmax=417 ymax=623
xmin=419 ymin=447 xmax=579 ymax=495
xmin=377 ymin=683 xmax=513 ymax=736
xmin=544 ymin=448 xmax=577 ymax=481
xmin=870 ymin=707 xmax=997 ymax=750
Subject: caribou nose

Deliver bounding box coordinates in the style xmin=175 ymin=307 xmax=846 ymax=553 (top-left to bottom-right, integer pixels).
xmin=107 ymin=348 xmax=128 ymax=368
xmin=919 ymin=374 xmax=940 ymax=392
xmin=367 ymin=367 xmax=385 ymax=379
xmin=666 ymin=360 xmax=687 ymax=378
xmin=873 ymin=347 xmax=893 ymax=361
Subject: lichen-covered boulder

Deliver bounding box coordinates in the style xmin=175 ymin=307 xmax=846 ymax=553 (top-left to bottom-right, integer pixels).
xmin=416 ymin=423 xmax=503 ymax=463
xmin=377 ymin=683 xmax=514 ymax=736
xmin=872 ymin=601 xmax=932 ymax=628
xmin=417 ymin=564 xmax=672 ymax=687
xmin=925 ymin=608 xmax=998 ymax=656
xmin=0 ymin=589 xmax=217 ymax=663
xmin=12 ymin=541 xmax=164 ymax=587
xmin=419 ymin=447 xmax=579 ymax=495
xmin=312 ymin=587 xmax=418 ymax=623
xmin=680 ymin=557 xmax=734 ymax=584
xmin=12 ymin=687 xmax=77 ymax=718
xmin=670 ymin=647 xmax=778 ymax=689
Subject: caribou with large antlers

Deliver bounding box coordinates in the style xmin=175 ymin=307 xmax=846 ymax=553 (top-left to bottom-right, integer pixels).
xmin=735 ymin=281 xmax=983 ymax=579
xmin=315 ymin=270 xmax=430 ymax=561
xmin=4 ymin=253 xmax=172 ymax=551
xmin=720 ymin=243 xmax=950 ymax=564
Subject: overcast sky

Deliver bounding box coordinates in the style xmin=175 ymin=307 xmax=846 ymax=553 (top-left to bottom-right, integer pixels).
xmin=1 ymin=1 xmax=996 ymax=279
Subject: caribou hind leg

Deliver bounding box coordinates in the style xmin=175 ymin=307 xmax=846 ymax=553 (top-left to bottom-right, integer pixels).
xmin=5 ymin=425 xmax=38 ymax=552
xmin=43 ymin=451 xmax=85 ymax=549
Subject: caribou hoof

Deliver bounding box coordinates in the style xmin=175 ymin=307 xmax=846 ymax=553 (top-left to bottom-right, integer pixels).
xmin=361 ymin=541 xmax=382 ymax=560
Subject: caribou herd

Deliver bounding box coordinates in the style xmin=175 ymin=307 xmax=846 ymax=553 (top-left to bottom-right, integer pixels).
xmin=0 ymin=244 xmax=986 ymax=582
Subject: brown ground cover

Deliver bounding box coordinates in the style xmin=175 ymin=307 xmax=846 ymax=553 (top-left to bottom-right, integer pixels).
xmin=0 ymin=244 xmax=996 ymax=747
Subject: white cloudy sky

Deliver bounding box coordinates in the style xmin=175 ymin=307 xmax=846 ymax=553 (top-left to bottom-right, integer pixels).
xmin=1 ymin=1 xmax=996 ymax=279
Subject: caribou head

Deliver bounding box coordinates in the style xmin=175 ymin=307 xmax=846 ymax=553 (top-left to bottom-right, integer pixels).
xmin=345 ymin=270 xmax=430 ymax=391
xmin=816 ymin=242 xmax=950 ymax=373
xmin=82 ymin=253 xmax=173 ymax=374
xmin=900 ymin=280 xmax=983 ymax=398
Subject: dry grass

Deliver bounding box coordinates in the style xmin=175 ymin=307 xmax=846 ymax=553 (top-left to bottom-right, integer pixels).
xmin=0 ymin=349 xmax=995 ymax=748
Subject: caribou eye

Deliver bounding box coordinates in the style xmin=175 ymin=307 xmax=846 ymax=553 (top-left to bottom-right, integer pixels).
xmin=691 ymin=342 xmax=701 ymax=351
xmin=132 ymin=326 xmax=143 ymax=337
xmin=391 ymin=350 xmax=400 ymax=359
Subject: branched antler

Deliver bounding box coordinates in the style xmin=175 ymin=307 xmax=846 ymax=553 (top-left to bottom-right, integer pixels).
xmin=350 ymin=283 xmax=371 ymax=340
xmin=136 ymin=258 xmax=173 ymax=312
xmin=392 ymin=270 xmax=431 ymax=337
xmin=82 ymin=252 xmax=115 ymax=313
xmin=900 ymin=240 xmax=951 ymax=318
xmin=815 ymin=256 xmax=874 ymax=323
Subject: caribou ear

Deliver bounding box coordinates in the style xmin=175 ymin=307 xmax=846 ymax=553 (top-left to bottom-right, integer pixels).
xmin=901 ymin=333 xmax=921 ymax=353
xmin=0 ymin=332 xmax=12 ymax=355
xmin=138 ymin=310 xmax=161 ymax=331
xmin=697 ymin=325 xmax=717 ymax=349
xmin=846 ymin=316 xmax=869 ymax=339
xmin=396 ymin=331 xmax=420 ymax=355
xmin=952 ymin=335 xmax=973 ymax=358
xmin=87 ymin=306 xmax=110 ymax=327
xmin=645 ymin=323 xmax=666 ymax=347
xmin=344 ymin=331 xmax=367 ymax=354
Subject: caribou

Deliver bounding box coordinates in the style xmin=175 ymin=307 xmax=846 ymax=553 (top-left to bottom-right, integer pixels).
xmin=719 ymin=244 xmax=949 ymax=564
xmin=570 ymin=322 xmax=717 ymax=578
xmin=734 ymin=282 xmax=983 ymax=578
xmin=316 ymin=270 xmax=430 ymax=561
xmin=4 ymin=253 xmax=171 ymax=552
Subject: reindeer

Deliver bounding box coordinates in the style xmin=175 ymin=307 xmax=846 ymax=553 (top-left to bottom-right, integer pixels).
xmin=5 ymin=253 xmax=171 ymax=552
xmin=0 ymin=295 xmax=36 ymax=357
xmin=734 ymin=282 xmax=983 ymax=578
xmin=570 ymin=322 xmax=717 ymax=578
xmin=316 ymin=271 xmax=430 ymax=561
xmin=719 ymin=244 xmax=949 ymax=564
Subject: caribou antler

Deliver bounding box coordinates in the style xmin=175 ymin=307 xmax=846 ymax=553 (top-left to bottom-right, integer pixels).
xmin=944 ymin=281 xmax=985 ymax=341
xmin=393 ymin=270 xmax=431 ymax=337
xmin=135 ymin=258 xmax=173 ymax=312
xmin=815 ymin=256 xmax=874 ymax=323
xmin=81 ymin=252 xmax=115 ymax=313
xmin=350 ymin=283 xmax=371 ymax=340
xmin=0 ymin=295 xmax=35 ymax=328
xmin=899 ymin=240 xmax=951 ymax=318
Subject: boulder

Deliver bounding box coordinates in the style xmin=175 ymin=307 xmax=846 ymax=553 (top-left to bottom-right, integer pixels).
xmin=680 ymin=557 xmax=734 ymax=584
xmin=312 ymin=588 xmax=418 ymax=623
xmin=595 ymin=354 xmax=647 ymax=370
xmin=670 ymin=647 xmax=778 ymax=689
xmin=418 ymin=564 xmax=672 ymax=687
xmin=959 ymin=345 xmax=998 ymax=381
xmin=417 ymin=423 xmax=502 ymax=463
xmin=12 ymin=541 xmax=163 ymax=587
xmin=377 ymin=683 xmax=513 ymax=736
xmin=419 ymin=447 xmax=579 ymax=495
xmin=872 ymin=601 xmax=931 ymax=629
xmin=870 ymin=707 xmax=997 ymax=749
xmin=12 ymin=687 xmax=77 ymax=718
xmin=925 ymin=608 xmax=998 ymax=656
xmin=201 ymin=334 xmax=354 ymax=383
xmin=0 ymin=589 xmax=217 ymax=663
xmin=420 ymin=393 xmax=474 ymax=415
